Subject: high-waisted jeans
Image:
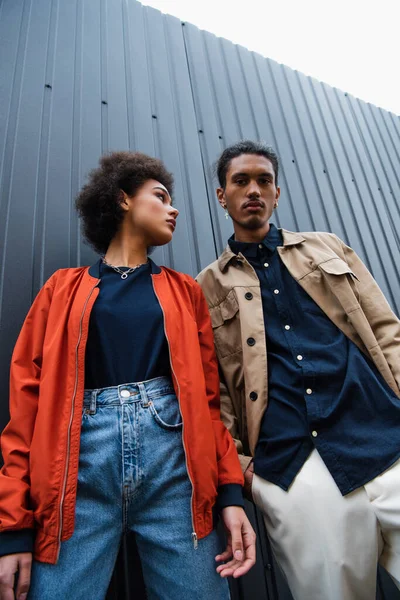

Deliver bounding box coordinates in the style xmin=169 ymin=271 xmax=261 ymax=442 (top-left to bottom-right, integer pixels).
xmin=29 ymin=376 xmax=229 ymax=600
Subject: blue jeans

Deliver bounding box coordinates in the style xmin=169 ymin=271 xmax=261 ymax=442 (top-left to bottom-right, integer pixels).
xmin=29 ymin=376 xmax=229 ymax=600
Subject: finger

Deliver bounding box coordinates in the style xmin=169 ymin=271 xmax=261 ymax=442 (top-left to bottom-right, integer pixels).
xmin=215 ymin=546 xmax=232 ymax=563
xmin=216 ymin=557 xmax=238 ymax=573
xmin=217 ymin=562 xmax=240 ymax=578
xmin=232 ymin=557 xmax=256 ymax=578
xmin=229 ymin=523 xmax=244 ymax=562
xmin=231 ymin=537 xmax=256 ymax=578
xmin=0 ymin=580 xmax=16 ymax=600
xmin=16 ymin=555 xmax=32 ymax=600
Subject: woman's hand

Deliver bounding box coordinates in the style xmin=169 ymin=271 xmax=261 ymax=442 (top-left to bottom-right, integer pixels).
xmin=215 ymin=506 xmax=256 ymax=579
xmin=0 ymin=553 xmax=32 ymax=600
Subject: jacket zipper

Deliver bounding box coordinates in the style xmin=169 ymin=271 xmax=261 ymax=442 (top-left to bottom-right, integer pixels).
xmin=57 ymin=281 xmax=99 ymax=559
xmin=152 ymin=277 xmax=198 ymax=549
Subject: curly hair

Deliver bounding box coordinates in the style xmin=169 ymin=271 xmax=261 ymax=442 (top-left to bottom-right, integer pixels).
xmin=75 ymin=151 xmax=174 ymax=254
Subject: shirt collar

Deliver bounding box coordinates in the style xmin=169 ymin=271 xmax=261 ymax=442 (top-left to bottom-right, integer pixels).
xmin=218 ymin=227 xmax=306 ymax=271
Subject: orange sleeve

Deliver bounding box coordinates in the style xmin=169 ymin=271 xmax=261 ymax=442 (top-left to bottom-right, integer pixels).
xmin=0 ymin=274 xmax=56 ymax=532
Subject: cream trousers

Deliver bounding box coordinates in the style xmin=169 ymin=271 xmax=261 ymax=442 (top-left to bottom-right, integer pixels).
xmin=252 ymin=450 xmax=400 ymax=600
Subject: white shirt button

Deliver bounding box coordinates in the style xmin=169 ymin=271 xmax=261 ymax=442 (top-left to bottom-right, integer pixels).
xmin=297 ymin=354 xmax=303 ymax=361
xmin=274 ymin=289 xmax=279 ymax=295
xmin=285 ymin=325 xmax=291 ymax=330
xmin=120 ymin=390 xmax=130 ymax=398
xmin=258 ymin=244 xmax=263 ymax=249
xmin=306 ymin=388 xmax=313 ymax=395
xmin=312 ymin=430 xmax=318 ymax=437
xmin=264 ymin=262 xmax=269 ymax=268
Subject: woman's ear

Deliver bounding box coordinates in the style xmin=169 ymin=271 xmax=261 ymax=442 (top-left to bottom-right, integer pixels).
xmin=119 ymin=190 xmax=130 ymax=212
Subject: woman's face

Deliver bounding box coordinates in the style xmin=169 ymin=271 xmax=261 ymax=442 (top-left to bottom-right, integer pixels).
xmin=122 ymin=179 xmax=179 ymax=247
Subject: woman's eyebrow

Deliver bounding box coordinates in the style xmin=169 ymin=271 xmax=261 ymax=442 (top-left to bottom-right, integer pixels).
xmin=153 ymin=185 xmax=170 ymax=197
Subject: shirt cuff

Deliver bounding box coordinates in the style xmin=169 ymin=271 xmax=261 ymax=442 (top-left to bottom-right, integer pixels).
xmin=0 ymin=529 xmax=35 ymax=557
xmin=216 ymin=483 xmax=245 ymax=510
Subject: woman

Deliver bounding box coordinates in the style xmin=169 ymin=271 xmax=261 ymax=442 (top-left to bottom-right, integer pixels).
xmin=0 ymin=152 xmax=256 ymax=600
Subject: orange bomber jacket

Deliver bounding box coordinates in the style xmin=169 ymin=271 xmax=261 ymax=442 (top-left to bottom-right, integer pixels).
xmin=0 ymin=259 xmax=244 ymax=564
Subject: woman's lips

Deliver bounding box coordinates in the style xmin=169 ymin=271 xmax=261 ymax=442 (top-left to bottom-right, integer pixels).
xmin=166 ymin=219 xmax=176 ymax=229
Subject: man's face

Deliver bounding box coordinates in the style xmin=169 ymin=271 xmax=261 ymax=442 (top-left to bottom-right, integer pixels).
xmin=217 ymin=154 xmax=280 ymax=240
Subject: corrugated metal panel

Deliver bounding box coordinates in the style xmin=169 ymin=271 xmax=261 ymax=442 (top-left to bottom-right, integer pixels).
xmin=0 ymin=1 xmax=399 ymax=598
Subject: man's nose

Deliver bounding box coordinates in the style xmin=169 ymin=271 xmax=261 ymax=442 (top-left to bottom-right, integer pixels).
xmin=247 ymin=183 xmax=261 ymax=197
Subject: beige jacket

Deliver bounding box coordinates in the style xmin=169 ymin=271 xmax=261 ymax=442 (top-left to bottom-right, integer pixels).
xmin=197 ymin=229 xmax=400 ymax=472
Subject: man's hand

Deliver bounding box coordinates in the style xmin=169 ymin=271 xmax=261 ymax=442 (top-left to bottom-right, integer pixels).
xmin=0 ymin=553 xmax=32 ymax=600
xmin=243 ymin=461 xmax=254 ymax=502
xmin=215 ymin=506 xmax=256 ymax=579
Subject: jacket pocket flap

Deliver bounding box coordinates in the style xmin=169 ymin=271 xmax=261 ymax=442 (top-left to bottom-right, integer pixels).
xmin=319 ymin=258 xmax=359 ymax=280
xmin=210 ymin=291 xmax=239 ymax=328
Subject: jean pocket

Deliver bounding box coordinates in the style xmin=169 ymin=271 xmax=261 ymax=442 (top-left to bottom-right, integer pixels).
xmin=148 ymin=396 xmax=183 ymax=430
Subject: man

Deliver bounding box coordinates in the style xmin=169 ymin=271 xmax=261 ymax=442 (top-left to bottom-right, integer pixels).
xmin=197 ymin=140 xmax=400 ymax=600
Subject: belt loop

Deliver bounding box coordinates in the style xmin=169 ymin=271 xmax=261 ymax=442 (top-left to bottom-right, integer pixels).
xmin=88 ymin=390 xmax=97 ymax=415
xmin=139 ymin=382 xmax=149 ymax=407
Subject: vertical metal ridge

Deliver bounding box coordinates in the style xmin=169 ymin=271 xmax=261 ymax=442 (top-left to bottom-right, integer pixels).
xmin=280 ymin=65 xmax=331 ymax=232
xmin=33 ymin=0 xmax=59 ymax=292
xmin=267 ymin=59 xmax=316 ymax=230
xmin=331 ymin=87 xmax=397 ymax=308
xmin=70 ymin=0 xmax=83 ymax=267
xmin=142 ymin=6 xmax=159 ymax=157
xmin=293 ymin=70 xmax=347 ymax=240
xmin=100 ymin=0 xmax=109 ymax=154
xmin=182 ymin=25 xmax=220 ymax=259
xmin=0 ymin=0 xmax=33 ymax=317
xmin=121 ymin=0 xmax=136 ymax=150
xmin=163 ymin=16 xmax=198 ymax=272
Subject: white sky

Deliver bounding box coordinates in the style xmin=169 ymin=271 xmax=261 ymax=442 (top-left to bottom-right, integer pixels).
xmin=141 ymin=0 xmax=400 ymax=116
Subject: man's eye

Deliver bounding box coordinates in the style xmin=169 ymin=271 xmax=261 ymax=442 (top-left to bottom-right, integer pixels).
xmin=236 ymin=179 xmax=246 ymax=185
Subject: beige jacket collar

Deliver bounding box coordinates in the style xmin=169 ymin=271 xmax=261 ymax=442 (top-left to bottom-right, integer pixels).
xmin=218 ymin=228 xmax=306 ymax=272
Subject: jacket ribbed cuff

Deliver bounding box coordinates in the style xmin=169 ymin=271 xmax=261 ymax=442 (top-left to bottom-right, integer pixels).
xmin=216 ymin=483 xmax=245 ymax=510
xmin=0 ymin=529 xmax=35 ymax=557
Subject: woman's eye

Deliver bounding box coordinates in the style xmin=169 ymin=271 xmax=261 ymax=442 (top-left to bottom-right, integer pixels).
xmin=157 ymin=193 xmax=165 ymax=201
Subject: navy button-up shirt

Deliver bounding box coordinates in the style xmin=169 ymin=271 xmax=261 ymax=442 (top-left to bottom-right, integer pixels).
xmin=229 ymin=225 xmax=400 ymax=495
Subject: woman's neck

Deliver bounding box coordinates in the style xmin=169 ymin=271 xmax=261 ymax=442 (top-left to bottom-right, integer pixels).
xmin=104 ymin=236 xmax=148 ymax=268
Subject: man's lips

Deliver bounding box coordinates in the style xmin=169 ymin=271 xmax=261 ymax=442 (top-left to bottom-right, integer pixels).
xmin=243 ymin=201 xmax=263 ymax=211
xmin=166 ymin=218 xmax=176 ymax=229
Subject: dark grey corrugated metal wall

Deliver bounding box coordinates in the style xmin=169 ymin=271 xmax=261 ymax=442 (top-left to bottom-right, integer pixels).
xmin=0 ymin=0 xmax=399 ymax=598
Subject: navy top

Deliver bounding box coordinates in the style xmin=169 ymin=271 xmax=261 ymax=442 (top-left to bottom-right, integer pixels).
xmin=229 ymin=225 xmax=400 ymax=495
xmin=85 ymin=260 xmax=171 ymax=389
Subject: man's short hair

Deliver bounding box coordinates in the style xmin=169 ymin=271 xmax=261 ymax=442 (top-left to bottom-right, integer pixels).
xmin=216 ymin=140 xmax=279 ymax=188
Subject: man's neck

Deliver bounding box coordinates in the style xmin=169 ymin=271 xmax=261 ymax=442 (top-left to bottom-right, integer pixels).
xmin=233 ymin=222 xmax=271 ymax=243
